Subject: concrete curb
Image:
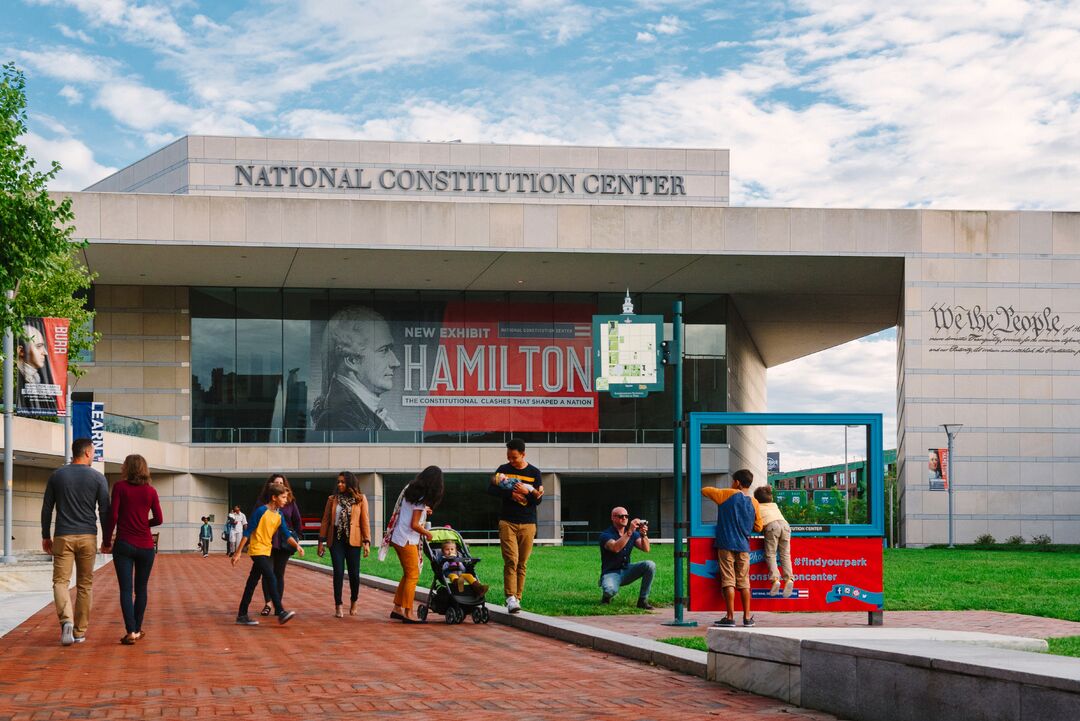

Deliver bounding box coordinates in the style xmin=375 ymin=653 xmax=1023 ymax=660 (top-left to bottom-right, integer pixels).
xmin=291 ymin=558 xmax=707 ymax=678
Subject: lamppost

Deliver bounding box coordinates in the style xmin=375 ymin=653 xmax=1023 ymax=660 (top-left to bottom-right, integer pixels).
xmin=842 ymin=425 xmax=860 ymax=526
xmin=3 ymin=288 xmax=17 ymax=564
xmin=942 ymin=423 xmax=963 ymax=548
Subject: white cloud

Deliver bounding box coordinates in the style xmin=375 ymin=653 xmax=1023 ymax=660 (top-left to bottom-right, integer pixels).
xmin=651 ymin=15 xmax=684 ymax=35
xmin=636 ymin=31 xmax=656 ymax=43
xmin=56 ymin=23 xmax=94 ymax=43
xmin=30 ymin=0 xmax=187 ymax=47
xmin=22 ymin=129 xmax=117 ymax=190
xmin=13 ymin=48 xmax=116 ymax=83
xmin=59 ymin=85 xmax=83 ymax=104
xmin=767 ymin=330 xmax=897 ymax=470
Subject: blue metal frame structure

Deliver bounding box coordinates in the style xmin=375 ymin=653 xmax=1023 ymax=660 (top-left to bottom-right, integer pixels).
xmin=688 ymin=412 xmax=885 ymax=538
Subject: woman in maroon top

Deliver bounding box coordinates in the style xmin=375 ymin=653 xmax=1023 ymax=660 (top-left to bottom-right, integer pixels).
xmin=102 ymin=454 xmax=163 ymax=645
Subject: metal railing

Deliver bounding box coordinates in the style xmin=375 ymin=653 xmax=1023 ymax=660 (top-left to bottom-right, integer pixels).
xmin=192 ymin=426 xmax=726 ymax=445
xmin=104 ymin=412 xmax=159 ymax=441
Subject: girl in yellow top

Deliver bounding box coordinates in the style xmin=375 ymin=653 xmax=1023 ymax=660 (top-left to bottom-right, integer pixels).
xmin=231 ymin=482 xmax=304 ymax=625
xmin=754 ymin=486 xmax=794 ymax=597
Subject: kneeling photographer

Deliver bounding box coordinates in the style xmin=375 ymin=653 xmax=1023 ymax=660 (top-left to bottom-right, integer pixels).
xmin=598 ymin=506 xmax=656 ymax=610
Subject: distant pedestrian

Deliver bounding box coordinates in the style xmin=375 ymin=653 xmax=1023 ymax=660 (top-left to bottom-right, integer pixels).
xmin=40 ymin=438 xmax=110 ymax=646
xmin=487 ymin=438 xmax=543 ymax=614
xmin=226 ymin=505 xmax=247 ymax=556
xmin=252 ymin=474 xmax=303 ymax=617
xmin=388 ymin=466 xmax=443 ymax=624
xmin=232 ymin=481 xmax=304 ymax=626
xmin=198 ymin=517 xmax=212 ymax=557
xmin=101 ymin=454 xmax=163 ymax=645
xmin=702 ymin=469 xmax=762 ymax=627
xmin=317 ymin=471 xmax=371 ymax=618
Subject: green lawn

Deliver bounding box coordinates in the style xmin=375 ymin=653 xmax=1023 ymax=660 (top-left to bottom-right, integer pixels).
xmin=302 ymin=543 xmax=673 ymax=616
xmin=659 ymin=636 xmax=708 ymax=652
xmin=1046 ymin=636 xmax=1080 ymax=658
xmin=882 ymin=548 xmax=1080 ymax=622
xmin=300 ymin=544 xmax=1080 ymax=622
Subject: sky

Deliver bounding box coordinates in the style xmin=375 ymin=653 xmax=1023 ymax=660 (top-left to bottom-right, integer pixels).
xmin=6 ymin=0 xmax=1080 ymax=469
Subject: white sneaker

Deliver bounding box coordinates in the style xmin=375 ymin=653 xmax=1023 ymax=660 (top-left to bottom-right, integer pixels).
xmin=505 ymin=596 xmax=521 ymax=614
xmin=769 ymin=580 xmax=781 ymax=596
xmin=60 ymin=622 xmax=74 ymax=646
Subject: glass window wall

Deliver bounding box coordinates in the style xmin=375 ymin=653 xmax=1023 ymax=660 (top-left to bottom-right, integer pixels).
xmin=191 ymin=288 xmax=727 ymax=444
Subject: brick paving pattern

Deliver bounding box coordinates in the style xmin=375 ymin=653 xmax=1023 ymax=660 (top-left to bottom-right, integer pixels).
xmin=0 ymin=556 xmax=839 ymax=721
xmin=571 ymin=608 xmax=1080 ymax=641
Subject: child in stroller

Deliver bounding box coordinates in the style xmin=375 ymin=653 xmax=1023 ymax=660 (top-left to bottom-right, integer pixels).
xmin=417 ymin=527 xmax=491 ymax=625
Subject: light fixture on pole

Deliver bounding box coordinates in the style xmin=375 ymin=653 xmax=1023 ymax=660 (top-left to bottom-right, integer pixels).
xmin=843 ymin=425 xmax=860 ymax=526
xmin=942 ymin=423 xmax=963 ymax=548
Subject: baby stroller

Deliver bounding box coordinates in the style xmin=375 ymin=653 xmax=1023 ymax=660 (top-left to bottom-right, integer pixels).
xmin=417 ymin=527 xmax=491 ymax=625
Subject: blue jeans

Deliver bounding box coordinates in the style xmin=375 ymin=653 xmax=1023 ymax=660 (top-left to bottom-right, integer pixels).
xmin=112 ymin=540 xmax=156 ymax=634
xmin=600 ymin=560 xmax=655 ymax=601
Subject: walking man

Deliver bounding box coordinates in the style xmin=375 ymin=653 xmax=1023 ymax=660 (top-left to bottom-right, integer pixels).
xmin=41 ymin=438 xmax=110 ymax=646
xmin=226 ymin=505 xmax=247 ymax=556
xmin=487 ymin=438 xmax=543 ymax=614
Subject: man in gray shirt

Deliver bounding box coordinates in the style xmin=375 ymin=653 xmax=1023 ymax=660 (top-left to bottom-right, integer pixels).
xmin=41 ymin=438 xmax=110 ymax=646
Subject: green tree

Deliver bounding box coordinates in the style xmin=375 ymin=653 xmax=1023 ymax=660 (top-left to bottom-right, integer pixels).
xmin=0 ymin=62 xmax=96 ymax=375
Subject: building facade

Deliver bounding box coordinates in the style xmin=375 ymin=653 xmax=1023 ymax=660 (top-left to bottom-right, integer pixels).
xmin=2 ymin=134 xmax=1078 ymax=549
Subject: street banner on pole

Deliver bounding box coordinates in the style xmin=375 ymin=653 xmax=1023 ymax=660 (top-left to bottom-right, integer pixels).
xmin=72 ymin=401 xmax=105 ymax=461
xmin=16 ymin=317 xmax=69 ymax=417
xmin=928 ymin=448 xmax=948 ymax=491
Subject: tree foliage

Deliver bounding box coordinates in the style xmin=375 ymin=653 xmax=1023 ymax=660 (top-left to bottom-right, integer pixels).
xmin=0 ymin=62 xmax=97 ymax=375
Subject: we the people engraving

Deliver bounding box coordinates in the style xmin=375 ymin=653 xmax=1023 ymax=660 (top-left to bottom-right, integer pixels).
xmin=927 ymin=304 xmax=1080 ymax=354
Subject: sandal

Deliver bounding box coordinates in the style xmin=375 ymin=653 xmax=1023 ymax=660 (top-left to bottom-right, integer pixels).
xmin=349 ymin=602 xmax=359 ymax=616
xmin=260 ymin=603 xmax=273 ymax=617
xmin=335 ymin=606 xmax=344 ymax=618
xmin=120 ymin=633 xmax=137 ymax=645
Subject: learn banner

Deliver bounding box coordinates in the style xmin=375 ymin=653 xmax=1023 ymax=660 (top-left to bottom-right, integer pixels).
xmin=16 ymin=317 xmax=69 ymax=417
xmin=688 ymin=536 xmax=883 ymax=612
xmin=72 ymin=402 xmax=105 ymax=461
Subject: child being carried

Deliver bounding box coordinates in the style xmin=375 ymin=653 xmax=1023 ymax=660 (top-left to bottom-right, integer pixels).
xmin=753 ymin=486 xmax=794 ymax=597
xmin=440 ymin=540 xmax=489 ymax=597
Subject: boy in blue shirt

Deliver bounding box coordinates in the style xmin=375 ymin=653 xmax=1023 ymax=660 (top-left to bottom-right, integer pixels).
xmin=702 ymin=469 xmax=762 ymax=627
xmin=231 ymin=482 xmax=305 ymax=625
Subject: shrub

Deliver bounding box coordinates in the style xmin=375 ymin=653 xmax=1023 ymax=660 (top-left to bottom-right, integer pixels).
xmin=1004 ymin=535 xmax=1025 ymax=545
xmin=973 ymin=533 xmax=996 ymax=545
xmin=1031 ymin=534 xmax=1052 ymax=546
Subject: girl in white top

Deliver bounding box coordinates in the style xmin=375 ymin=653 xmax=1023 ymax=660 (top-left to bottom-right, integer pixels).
xmin=389 ymin=466 xmax=444 ymax=623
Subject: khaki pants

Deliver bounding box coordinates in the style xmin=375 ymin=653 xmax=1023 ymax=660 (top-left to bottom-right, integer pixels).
xmin=52 ymin=534 xmax=98 ymax=637
xmin=763 ymin=520 xmax=793 ymax=583
xmin=498 ymin=520 xmax=535 ymax=600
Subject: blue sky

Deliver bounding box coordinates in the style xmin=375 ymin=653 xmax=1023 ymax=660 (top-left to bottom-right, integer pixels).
xmin=7 ymin=0 xmax=1079 ymax=466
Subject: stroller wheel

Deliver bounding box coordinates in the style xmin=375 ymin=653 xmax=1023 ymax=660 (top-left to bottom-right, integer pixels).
xmin=416 ymin=605 xmax=428 ymax=622
xmin=479 ymin=606 xmax=490 ymax=624
xmin=471 ymin=607 xmax=488 ymax=624
xmin=445 ymin=605 xmax=461 ymax=625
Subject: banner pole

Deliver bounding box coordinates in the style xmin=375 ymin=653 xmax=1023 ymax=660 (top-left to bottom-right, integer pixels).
xmin=64 ymin=387 xmax=72 ymax=464
xmin=3 ymin=290 xmax=16 ymax=563
xmin=663 ymin=300 xmax=695 ymax=627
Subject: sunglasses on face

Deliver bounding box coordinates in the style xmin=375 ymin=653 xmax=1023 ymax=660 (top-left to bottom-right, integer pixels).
xmin=615 ymin=514 xmax=629 ymax=519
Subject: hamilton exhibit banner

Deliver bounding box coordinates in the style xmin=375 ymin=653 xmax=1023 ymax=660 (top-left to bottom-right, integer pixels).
xmin=16 ymin=317 xmax=69 ymax=417
xmin=309 ymin=301 xmax=598 ymax=433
